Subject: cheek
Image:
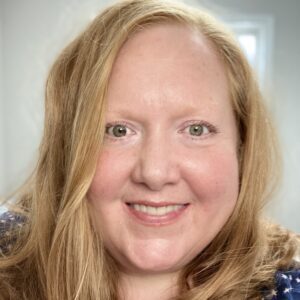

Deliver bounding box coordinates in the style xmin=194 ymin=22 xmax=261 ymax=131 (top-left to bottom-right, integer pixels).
xmin=183 ymin=148 xmax=239 ymax=208
xmin=87 ymin=149 xmax=131 ymax=209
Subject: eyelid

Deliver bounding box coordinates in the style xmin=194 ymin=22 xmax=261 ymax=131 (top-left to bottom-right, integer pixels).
xmin=105 ymin=121 xmax=136 ymax=139
xmin=105 ymin=120 xmax=218 ymax=140
xmin=179 ymin=120 xmax=218 ymax=139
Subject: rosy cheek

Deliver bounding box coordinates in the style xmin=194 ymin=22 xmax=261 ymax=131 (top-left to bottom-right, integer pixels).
xmin=88 ymin=148 xmax=134 ymax=206
xmin=183 ymin=149 xmax=239 ymax=205
xmin=88 ymin=151 xmax=115 ymax=205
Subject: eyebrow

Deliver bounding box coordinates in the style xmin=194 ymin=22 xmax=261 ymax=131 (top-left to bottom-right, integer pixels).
xmin=105 ymin=105 xmax=204 ymax=120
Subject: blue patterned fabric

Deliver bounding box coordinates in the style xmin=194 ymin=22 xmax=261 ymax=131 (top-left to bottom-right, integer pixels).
xmin=0 ymin=211 xmax=299 ymax=298
xmin=0 ymin=211 xmax=26 ymax=254
xmin=263 ymin=270 xmax=300 ymax=300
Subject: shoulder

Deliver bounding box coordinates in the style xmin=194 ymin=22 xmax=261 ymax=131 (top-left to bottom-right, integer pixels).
xmin=0 ymin=211 xmax=27 ymax=254
xmin=263 ymin=269 xmax=300 ymax=300
xmin=261 ymin=222 xmax=300 ymax=299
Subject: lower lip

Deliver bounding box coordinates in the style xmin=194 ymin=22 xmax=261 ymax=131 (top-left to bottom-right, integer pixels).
xmin=124 ymin=203 xmax=190 ymax=226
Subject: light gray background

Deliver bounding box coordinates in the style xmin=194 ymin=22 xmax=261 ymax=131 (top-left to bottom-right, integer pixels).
xmin=0 ymin=0 xmax=299 ymax=232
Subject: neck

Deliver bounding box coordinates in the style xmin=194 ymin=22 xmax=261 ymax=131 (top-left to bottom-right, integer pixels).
xmin=118 ymin=270 xmax=180 ymax=300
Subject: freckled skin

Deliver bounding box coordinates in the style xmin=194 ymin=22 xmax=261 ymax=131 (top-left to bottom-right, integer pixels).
xmin=87 ymin=23 xmax=239 ymax=276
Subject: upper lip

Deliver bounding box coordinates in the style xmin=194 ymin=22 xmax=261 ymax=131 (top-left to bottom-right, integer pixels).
xmin=125 ymin=200 xmax=189 ymax=207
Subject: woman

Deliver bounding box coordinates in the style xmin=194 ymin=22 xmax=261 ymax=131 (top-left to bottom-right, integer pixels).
xmin=0 ymin=0 xmax=299 ymax=299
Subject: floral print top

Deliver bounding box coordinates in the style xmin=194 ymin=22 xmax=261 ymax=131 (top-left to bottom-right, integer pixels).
xmin=0 ymin=211 xmax=299 ymax=299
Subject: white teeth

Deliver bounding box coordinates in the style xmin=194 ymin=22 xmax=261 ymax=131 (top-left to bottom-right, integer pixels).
xmin=131 ymin=204 xmax=184 ymax=216
xmin=140 ymin=205 xmax=147 ymax=213
xmin=166 ymin=206 xmax=174 ymax=213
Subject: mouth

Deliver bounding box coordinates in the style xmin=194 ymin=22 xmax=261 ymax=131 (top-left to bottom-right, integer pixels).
xmin=126 ymin=203 xmax=188 ymax=216
xmin=125 ymin=202 xmax=190 ymax=226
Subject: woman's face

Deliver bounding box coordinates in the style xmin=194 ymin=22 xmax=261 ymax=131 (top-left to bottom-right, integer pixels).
xmin=87 ymin=23 xmax=239 ymax=276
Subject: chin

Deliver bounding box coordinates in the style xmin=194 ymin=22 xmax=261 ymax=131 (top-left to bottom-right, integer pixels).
xmin=131 ymin=262 xmax=181 ymax=274
xmin=124 ymin=250 xmax=187 ymax=274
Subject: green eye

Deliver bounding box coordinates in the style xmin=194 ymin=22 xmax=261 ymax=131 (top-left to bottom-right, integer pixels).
xmin=189 ymin=124 xmax=204 ymax=136
xmin=106 ymin=125 xmax=127 ymax=137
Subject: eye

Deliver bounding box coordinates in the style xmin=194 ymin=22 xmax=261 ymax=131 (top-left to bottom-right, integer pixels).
xmin=188 ymin=124 xmax=209 ymax=136
xmin=105 ymin=123 xmax=134 ymax=138
xmin=183 ymin=121 xmax=217 ymax=139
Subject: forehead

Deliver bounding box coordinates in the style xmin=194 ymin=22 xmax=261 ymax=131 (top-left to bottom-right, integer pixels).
xmin=106 ymin=23 xmax=230 ymax=116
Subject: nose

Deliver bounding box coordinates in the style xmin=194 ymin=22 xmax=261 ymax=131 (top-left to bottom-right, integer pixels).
xmin=131 ymin=132 xmax=180 ymax=191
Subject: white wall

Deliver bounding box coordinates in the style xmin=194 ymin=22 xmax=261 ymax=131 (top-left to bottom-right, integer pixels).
xmin=191 ymin=0 xmax=300 ymax=233
xmin=0 ymin=0 xmax=110 ymax=194
xmin=0 ymin=0 xmax=299 ymax=231
xmin=0 ymin=1 xmax=4 ymax=205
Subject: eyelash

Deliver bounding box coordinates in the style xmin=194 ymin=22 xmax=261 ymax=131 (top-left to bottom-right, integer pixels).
xmin=105 ymin=120 xmax=218 ymax=141
xmin=105 ymin=121 xmax=132 ymax=141
xmin=180 ymin=120 xmax=218 ymax=140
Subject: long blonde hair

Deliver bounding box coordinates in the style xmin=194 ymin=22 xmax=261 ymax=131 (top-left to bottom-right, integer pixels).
xmin=0 ymin=0 xmax=299 ymax=299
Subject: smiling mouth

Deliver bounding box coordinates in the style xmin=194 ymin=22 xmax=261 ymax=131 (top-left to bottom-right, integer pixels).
xmin=127 ymin=203 xmax=187 ymax=216
xmin=124 ymin=202 xmax=190 ymax=225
